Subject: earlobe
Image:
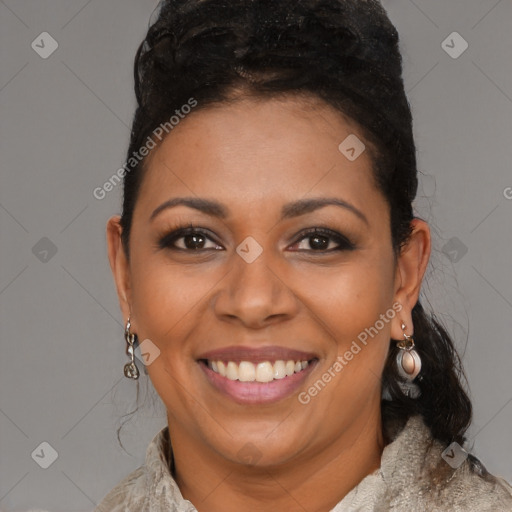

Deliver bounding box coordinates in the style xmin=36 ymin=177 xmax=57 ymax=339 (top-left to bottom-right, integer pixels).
xmin=106 ymin=215 xmax=132 ymax=319
xmin=391 ymin=218 xmax=431 ymax=338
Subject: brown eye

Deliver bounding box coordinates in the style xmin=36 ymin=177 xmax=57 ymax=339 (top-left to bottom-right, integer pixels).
xmin=158 ymin=227 xmax=223 ymax=251
xmin=303 ymin=234 xmax=330 ymax=251
xmin=290 ymin=228 xmax=355 ymax=252
xmin=179 ymin=232 xmax=208 ymax=250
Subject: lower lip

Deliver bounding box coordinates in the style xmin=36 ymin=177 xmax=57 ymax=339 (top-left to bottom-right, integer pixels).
xmin=199 ymin=360 xmax=317 ymax=405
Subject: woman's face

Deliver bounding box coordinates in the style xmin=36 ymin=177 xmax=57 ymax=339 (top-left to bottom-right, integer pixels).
xmin=108 ymin=95 xmax=422 ymax=468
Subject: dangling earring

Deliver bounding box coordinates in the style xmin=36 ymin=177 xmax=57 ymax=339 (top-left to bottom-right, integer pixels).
xmin=395 ymin=322 xmax=421 ymax=398
xmin=123 ymin=317 xmax=140 ymax=380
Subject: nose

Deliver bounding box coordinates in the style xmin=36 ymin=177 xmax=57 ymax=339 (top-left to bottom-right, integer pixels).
xmin=212 ymin=248 xmax=300 ymax=329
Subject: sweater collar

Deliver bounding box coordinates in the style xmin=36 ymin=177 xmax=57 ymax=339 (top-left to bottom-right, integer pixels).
xmin=143 ymin=415 xmax=435 ymax=511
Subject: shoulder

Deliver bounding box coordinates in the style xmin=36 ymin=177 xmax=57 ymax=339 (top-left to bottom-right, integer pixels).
xmin=437 ymin=455 xmax=512 ymax=511
xmin=93 ymin=464 xmax=148 ymax=512
xmin=93 ymin=425 xmax=168 ymax=511
xmin=424 ymin=447 xmax=512 ymax=511
xmin=381 ymin=415 xmax=512 ymax=511
xmin=93 ymin=425 xmax=196 ymax=512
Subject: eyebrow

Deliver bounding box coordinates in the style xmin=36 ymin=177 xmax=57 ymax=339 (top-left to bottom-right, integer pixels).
xmin=150 ymin=196 xmax=369 ymax=225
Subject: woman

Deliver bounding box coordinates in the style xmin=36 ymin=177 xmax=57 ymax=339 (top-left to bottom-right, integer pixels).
xmin=96 ymin=0 xmax=512 ymax=510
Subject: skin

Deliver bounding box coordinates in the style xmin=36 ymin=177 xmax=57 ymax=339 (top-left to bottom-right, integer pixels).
xmin=107 ymin=94 xmax=431 ymax=512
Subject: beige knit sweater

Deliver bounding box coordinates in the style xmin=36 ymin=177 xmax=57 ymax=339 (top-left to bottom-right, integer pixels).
xmin=94 ymin=415 xmax=512 ymax=511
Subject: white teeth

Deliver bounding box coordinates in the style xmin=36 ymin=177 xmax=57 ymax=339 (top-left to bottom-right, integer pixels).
xmin=238 ymin=361 xmax=256 ymax=382
xmin=285 ymin=360 xmax=295 ymax=376
xmin=256 ymin=362 xmax=274 ymax=382
xmin=217 ymin=361 xmax=227 ymax=377
xmin=273 ymin=360 xmax=286 ymax=379
xmin=226 ymin=361 xmax=238 ymax=381
xmin=208 ymin=358 xmax=310 ymax=382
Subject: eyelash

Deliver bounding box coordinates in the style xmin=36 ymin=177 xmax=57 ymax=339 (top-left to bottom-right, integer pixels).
xmin=157 ymin=223 xmax=356 ymax=253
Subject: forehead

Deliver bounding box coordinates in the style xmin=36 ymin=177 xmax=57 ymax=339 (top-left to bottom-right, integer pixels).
xmin=136 ymin=95 xmax=385 ymax=221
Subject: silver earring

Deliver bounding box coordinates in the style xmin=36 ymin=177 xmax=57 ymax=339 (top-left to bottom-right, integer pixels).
xmin=395 ymin=322 xmax=421 ymax=398
xmin=123 ymin=317 xmax=140 ymax=380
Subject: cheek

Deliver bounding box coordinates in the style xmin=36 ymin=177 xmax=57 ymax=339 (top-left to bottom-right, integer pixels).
xmin=128 ymin=254 xmax=230 ymax=395
xmin=294 ymin=255 xmax=395 ymax=391
xmin=127 ymin=259 xmax=215 ymax=412
xmin=293 ymin=253 xmax=395 ymax=336
xmin=130 ymin=253 xmax=224 ymax=338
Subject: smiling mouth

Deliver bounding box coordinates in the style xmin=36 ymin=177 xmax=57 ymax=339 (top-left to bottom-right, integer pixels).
xmin=200 ymin=358 xmax=314 ymax=383
xmin=197 ymin=346 xmax=318 ymax=403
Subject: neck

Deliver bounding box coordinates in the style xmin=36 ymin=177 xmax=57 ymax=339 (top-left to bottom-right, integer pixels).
xmin=169 ymin=408 xmax=384 ymax=512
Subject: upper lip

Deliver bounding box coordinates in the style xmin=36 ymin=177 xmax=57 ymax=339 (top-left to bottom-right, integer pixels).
xmin=197 ymin=345 xmax=318 ymax=364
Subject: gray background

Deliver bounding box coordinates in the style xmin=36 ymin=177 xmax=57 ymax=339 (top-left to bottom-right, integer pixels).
xmin=1 ymin=0 xmax=511 ymax=510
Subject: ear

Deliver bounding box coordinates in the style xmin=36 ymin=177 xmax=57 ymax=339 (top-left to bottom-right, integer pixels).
xmin=391 ymin=218 xmax=431 ymax=339
xmin=106 ymin=215 xmax=132 ymax=322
